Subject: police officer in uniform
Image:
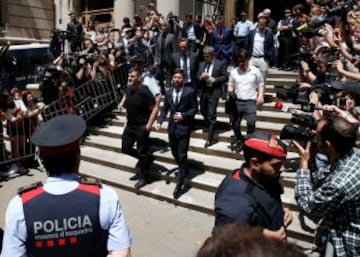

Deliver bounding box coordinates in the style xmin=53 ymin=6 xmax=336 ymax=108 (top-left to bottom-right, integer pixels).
xmin=214 ymin=131 xmax=293 ymax=240
xmin=1 ymin=114 xmax=132 ymax=257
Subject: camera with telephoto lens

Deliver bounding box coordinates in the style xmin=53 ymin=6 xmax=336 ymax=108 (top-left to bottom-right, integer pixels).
xmin=300 ymin=97 xmax=346 ymax=112
xmin=302 ymin=19 xmax=326 ymax=38
xmin=280 ymin=114 xmax=317 ymax=146
xmin=151 ymin=26 xmax=160 ymax=37
xmin=276 ymin=82 xmax=310 ymax=105
xmin=51 ymin=30 xmax=75 ymax=43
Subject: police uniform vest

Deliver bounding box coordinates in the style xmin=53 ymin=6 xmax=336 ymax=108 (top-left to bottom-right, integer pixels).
xmin=19 ymin=178 xmax=107 ymax=257
xmin=214 ymin=167 xmax=284 ymax=231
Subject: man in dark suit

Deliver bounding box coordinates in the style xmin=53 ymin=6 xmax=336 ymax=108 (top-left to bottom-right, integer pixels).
xmin=182 ymin=13 xmax=203 ymax=53
xmin=155 ymin=69 xmax=198 ymax=199
xmin=197 ymin=46 xmax=227 ymax=147
xmin=169 ymin=38 xmax=199 ymax=89
xmin=154 ymin=22 xmax=177 ymax=93
xmin=211 ymin=16 xmax=234 ymax=66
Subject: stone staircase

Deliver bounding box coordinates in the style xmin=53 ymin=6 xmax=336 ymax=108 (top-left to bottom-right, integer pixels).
xmin=78 ymin=68 xmax=318 ymax=251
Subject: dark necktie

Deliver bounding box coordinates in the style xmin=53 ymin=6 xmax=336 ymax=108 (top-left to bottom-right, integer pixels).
xmin=205 ymin=63 xmax=211 ymax=73
xmin=182 ymin=54 xmax=188 ymax=81
xmin=175 ymin=89 xmax=180 ymax=107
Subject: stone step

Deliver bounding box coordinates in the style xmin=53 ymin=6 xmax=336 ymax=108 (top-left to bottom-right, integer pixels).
xmin=113 ymin=112 xmax=286 ymax=135
xmin=266 ymin=77 xmax=298 ymax=87
xmin=83 ymin=133 xmax=298 ymax=196
xmin=79 ymin=159 xmax=316 ymax=245
xmin=267 ymin=68 xmax=299 ymax=80
xmin=213 ymin=98 xmax=299 ymax=113
xmin=105 ymin=114 xmax=301 ymax=159
xmin=82 ymin=138 xmax=298 ymax=208
xmin=115 ymin=105 xmax=293 ymax=124
xmin=86 ymin=127 xmax=300 ymax=173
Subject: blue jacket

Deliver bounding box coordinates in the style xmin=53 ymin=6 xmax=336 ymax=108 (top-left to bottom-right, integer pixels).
xmin=247 ymin=27 xmax=275 ymax=64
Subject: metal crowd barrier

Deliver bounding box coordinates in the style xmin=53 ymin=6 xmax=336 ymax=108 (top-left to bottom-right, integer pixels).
xmin=0 ymin=64 xmax=129 ymax=176
xmin=41 ymin=63 xmax=129 ymax=122
xmin=0 ymin=116 xmax=40 ymax=175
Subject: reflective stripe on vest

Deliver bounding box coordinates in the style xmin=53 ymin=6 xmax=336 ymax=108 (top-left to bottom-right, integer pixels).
xmin=21 ymin=182 xmax=107 ymax=257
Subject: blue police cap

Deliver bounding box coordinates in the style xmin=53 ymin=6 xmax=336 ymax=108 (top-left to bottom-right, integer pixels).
xmin=31 ymin=114 xmax=86 ymax=157
xmin=244 ymin=131 xmax=287 ymax=159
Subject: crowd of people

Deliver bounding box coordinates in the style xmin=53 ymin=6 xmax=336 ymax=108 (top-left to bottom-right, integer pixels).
xmin=1 ymin=0 xmax=360 ymax=256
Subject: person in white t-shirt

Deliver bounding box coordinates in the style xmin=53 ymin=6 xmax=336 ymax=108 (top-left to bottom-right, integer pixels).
xmin=227 ymin=49 xmax=264 ymax=152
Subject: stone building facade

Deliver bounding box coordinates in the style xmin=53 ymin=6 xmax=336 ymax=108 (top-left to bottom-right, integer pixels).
xmin=0 ymin=0 xmax=54 ymax=44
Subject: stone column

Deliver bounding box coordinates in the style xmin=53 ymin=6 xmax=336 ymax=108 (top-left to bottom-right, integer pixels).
xmin=156 ymin=0 xmax=180 ymax=18
xmin=248 ymin=0 xmax=254 ymax=21
xmin=54 ymin=0 xmax=68 ymax=30
xmin=225 ymin=0 xmax=235 ymax=26
xmin=114 ymin=0 xmax=135 ymax=29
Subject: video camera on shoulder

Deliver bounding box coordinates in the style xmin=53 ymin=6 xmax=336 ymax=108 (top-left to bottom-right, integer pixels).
xmin=51 ymin=30 xmax=75 ymax=42
xmin=276 ymin=82 xmax=310 ymax=105
xmin=280 ymin=113 xmax=317 ymax=147
xmin=300 ymin=97 xmax=346 ymax=112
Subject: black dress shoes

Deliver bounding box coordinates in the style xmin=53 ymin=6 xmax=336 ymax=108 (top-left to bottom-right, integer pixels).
xmin=173 ymin=183 xmax=183 ymax=199
xmin=230 ymin=140 xmax=243 ymax=153
xmin=235 ymin=141 xmax=244 ymax=153
xmin=129 ymin=173 xmax=140 ymax=181
xmin=134 ymin=177 xmax=149 ymax=189
xmin=204 ymin=140 xmax=215 ymax=148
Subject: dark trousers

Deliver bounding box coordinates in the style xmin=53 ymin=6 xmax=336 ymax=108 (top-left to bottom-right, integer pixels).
xmin=156 ymin=61 xmax=171 ymax=92
xmin=200 ymin=92 xmax=219 ymax=140
xmin=122 ymin=126 xmax=152 ymax=176
xmin=235 ymin=36 xmax=249 ymax=51
xmin=232 ymin=100 xmax=257 ymax=141
xmin=168 ymin=133 xmax=190 ymax=181
xmin=188 ymin=40 xmax=198 ymax=53
xmin=278 ymin=35 xmax=292 ymax=68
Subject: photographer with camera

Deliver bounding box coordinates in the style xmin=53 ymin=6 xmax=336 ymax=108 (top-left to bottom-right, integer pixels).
xmin=127 ymin=27 xmax=151 ymax=66
xmin=167 ymin=12 xmax=183 ymax=41
xmin=301 ymin=53 xmax=332 ymax=84
xmin=39 ymin=69 xmax=60 ymax=105
xmin=293 ymin=114 xmax=360 ymax=257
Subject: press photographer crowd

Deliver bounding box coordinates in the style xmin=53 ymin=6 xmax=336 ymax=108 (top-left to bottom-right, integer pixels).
xmin=0 ymin=0 xmax=360 ymax=256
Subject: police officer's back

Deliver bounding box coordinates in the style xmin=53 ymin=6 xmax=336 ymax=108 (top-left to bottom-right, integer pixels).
xmin=1 ymin=114 xmax=132 ymax=257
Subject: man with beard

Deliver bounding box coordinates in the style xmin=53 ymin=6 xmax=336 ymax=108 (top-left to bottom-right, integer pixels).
xmin=122 ymin=67 xmax=156 ymax=189
xmin=293 ymin=116 xmax=360 ymax=257
xmin=214 ymin=132 xmax=293 ymax=240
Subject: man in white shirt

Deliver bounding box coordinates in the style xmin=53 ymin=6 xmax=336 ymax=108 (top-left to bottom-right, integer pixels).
xmin=234 ymin=11 xmax=253 ymax=50
xmin=228 ymin=49 xmax=264 ymax=152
